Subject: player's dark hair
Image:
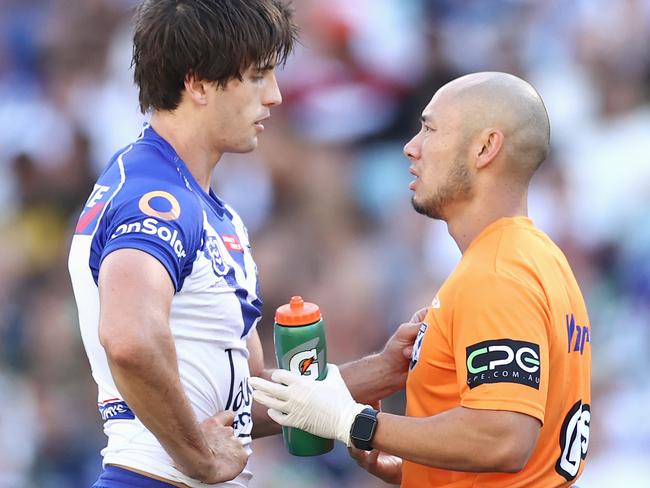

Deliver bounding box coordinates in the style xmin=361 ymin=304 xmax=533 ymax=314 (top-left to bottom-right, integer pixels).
xmin=132 ymin=0 xmax=298 ymax=113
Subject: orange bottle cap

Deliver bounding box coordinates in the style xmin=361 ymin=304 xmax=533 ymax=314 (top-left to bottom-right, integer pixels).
xmin=275 ymin=296 xmax=321 ymax=326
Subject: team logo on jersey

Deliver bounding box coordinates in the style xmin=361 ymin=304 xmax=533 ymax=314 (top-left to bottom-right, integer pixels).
xmin=98 ymin=399 xmax=135 ymax=421
xmin=138 ymin=190 xmax=181 ymax=221
xmin=111 ymin=218 xmax=187 ymax=258
xmin=431 ymin=295 xmax=441 ymax=309
xmin=556 ymin=400 xmax=590 ymax=481
xmin=203 ymin=234 xmax=230 ymax=276
xmin=409 ymin=323 xmax=428 ymax=370
xmin=466 ymin=339 xmax=540 ymax=389
xmin=289 ymin=348 xmax=319 ymax=378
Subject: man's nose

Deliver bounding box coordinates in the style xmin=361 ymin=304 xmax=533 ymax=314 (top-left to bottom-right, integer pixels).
xmin=263 ymin=72 xmax=282 ymax=107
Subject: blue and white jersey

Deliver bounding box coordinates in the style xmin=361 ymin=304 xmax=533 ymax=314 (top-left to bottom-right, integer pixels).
xmin=68 ymin=125 xmax=262 ymax=487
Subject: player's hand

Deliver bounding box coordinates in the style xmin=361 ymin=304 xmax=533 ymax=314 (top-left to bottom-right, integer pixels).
xmin=250 ymin=364 xmax=368 ymax=446
xmin=379 ymin=307 xmax=428 ymax=375
xmin=179 ymin=410 xmax=249 ymax=483
xmin=349 ymin=447 xmax=403 ymax=485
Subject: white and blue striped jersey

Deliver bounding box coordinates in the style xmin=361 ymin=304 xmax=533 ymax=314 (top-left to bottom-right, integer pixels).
xmin=68 ymin=125 xmax=262 ymax=487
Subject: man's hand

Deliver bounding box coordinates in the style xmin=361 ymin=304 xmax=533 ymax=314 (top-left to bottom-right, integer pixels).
xmin=349 ymin=447 xmax=402 ymax=485
xmin=339 ymin=307 xmax=429 ymax=406
xmin=177 ymin=410 xmax=249 ymax=483
xmin=249 ymin=365 xmax=368 ymax=445
xmin=381 ymin=307 xmax=428 ymax=371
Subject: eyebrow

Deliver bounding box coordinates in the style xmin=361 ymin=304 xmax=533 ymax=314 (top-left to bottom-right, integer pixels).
xmin=255 ymin=63 xmax=276 ymax=71
xmin=421 ymin=114 xmax=432 ymax=124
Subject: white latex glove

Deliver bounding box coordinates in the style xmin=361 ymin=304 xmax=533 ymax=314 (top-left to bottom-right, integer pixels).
xmin=249 ymin=364 xmax=369 ymax=446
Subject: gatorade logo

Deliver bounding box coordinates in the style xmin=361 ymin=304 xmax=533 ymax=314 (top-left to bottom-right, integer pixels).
xmin=289 ymin=348 xmax=319 ymax=379
xmin=138 ymin=191 xmax=181 ymax=221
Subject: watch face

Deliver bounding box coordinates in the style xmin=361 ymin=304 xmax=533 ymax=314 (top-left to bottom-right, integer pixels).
xmin=353 ymin=414 xmax=376 ymax=441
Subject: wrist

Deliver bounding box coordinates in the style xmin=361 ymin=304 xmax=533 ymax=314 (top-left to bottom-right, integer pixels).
xmin=340 ymin=402 xmax=371 ymax=446
xmin=349 ymin=406 xmax=379 ymax=450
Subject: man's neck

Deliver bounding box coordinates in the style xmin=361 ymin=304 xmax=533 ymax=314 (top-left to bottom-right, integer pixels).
xmin=446 ymin=189 xmax=528 ymax=254
xmin=150 ymin=110 xmax=221 ymax=192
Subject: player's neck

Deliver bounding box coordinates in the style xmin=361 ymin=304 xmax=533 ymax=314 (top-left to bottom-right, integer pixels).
xmin=446 ymin=189 xmax=528 ymax=254
xmin=150 ymin=111 xmax=220 ymax=192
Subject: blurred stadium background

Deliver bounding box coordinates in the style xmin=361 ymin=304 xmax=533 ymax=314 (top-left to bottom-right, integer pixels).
xmin=1 ymin=0 xmax=649 ymax=486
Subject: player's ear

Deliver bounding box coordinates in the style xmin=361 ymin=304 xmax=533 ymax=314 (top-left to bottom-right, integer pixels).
xmin=475 ymin=128 xmax=504 ymax=169
xmin=183 ymin=74 xmax=209 ymax=106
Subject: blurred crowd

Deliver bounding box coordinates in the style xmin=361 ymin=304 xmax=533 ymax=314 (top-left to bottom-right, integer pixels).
xmin=1 ymin=0 xmax=649 ymax=486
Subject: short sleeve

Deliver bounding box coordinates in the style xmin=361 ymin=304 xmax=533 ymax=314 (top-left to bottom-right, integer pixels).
xmin=452 ymin=273 xmax=550 ymax=424
xmin=97 ymin=184 xmax=203 ymax=292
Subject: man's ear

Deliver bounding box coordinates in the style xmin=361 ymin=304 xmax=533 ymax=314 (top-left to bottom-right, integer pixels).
xmin=183 ymin=74 xmax=209 ymax=106
xmin=476 ymin=129 xmax=504 ymax=169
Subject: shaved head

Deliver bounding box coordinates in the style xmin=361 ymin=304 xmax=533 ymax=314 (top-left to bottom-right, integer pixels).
xmin=404 ymin=71 xmax=551 ymax=223
xmin=435 ymin=72 xmax=550 ymax=178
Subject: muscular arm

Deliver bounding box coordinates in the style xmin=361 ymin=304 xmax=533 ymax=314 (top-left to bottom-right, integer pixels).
xmin=341 ymin=308 xmax=427 ymax=405
xmin=247 ymin=330 xmax=282 ymax=438
xmin=373 ymin=407 xmax=540 ymax=472
xmin=340 ymin=353 xmax=408 ymax=406
xmin=99 ymin=249 xmax=235 ymax=481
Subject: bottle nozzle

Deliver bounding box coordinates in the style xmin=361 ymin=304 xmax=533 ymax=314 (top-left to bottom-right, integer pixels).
xmin=275 ymin=296 xmax=321 ymax=326
xmin=290 ymin=296 xmax=304 ymax=310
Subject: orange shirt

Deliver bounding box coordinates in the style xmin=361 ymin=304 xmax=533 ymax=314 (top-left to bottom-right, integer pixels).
xmin=403 ymin=217 xmax=591 ymax=488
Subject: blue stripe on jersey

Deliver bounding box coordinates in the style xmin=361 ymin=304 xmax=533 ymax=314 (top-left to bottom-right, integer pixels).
xmin=98 ymin=400 xmax=135 ymax=421
xmin=92 ymin=466 xmax=176 ymax=488
xmin=235 ymin=287 xmax=263 ymax=338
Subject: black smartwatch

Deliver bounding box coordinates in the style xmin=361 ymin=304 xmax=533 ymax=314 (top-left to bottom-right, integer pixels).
xmin=349 ymin=407 xmax=379 ymax=451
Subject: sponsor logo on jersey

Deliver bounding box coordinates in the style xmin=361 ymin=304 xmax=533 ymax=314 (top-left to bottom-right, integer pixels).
xmin=111 ymin=217 xmax=187 ymax=258
xmin=76 ymin=184 xmax=112 ymax=234
xmin=466 ymin=339 xmax=540 ymax=389
xmin=556 ymin=400 xmax=590 ymax=481
xmin=98 ymin=399 xmax=135 ymax=421
xmin=138 ymin=190 xmax=181 ymax=221
xmin=566 ymin=314 xmax=590 ymax=355
xmin=409 ymin=322 xmax=428 ymax=370
xmin=222 ymin=234 xmax=244 ymax=252
xmin=289 ymin=348 xmax=319 ymax=378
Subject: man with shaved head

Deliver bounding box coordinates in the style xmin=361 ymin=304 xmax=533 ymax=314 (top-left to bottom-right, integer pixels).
xmin=251 ymin=72 xmax=591 ymax=487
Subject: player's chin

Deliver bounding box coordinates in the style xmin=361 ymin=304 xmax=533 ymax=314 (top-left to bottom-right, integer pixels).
xmin=230 ymin=138 xmax=259 ymax=154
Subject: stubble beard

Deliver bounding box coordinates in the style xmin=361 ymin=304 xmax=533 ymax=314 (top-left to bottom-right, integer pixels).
xmin=411 ymin=158 xmax=474 ymax=220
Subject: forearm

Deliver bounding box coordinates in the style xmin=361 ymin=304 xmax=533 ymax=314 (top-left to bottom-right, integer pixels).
xmin=251 ymin=368 xmax=282 ymax=438
xmin=340 ymin=354 xmax=406 ymax=405
xmin=106 ymin=338 xmax=211 ymax=473
xmin=372 ymin=407 xmax=538 ymax=472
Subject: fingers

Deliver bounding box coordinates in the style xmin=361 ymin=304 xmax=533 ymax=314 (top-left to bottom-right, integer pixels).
xmin=348 ymin=446 xmax=368 ymax=464
xmin=348 ymin=447 xmax=379 ymax=469
xmin=410 ymin=306 xmax=429 ymax=323
xmin=396 ymin=321 xmax=420 ymax=342
xmin=252 ymin=390 xmax=288 ymax=412
xmin=402 ymin=345 xmax=414 ymax=359
xmin=249 ymin=376 xmax=290 ymax=400
xmin=266 ymin=408 xmax=290 ymax=426
xmin=270 ymin=368 xmax=302 ymax=386
xmin=212 ymin=410 xmax=235 ymax=426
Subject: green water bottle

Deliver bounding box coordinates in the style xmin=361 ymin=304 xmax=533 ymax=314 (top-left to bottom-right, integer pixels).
xmin=274 ymin=296 xmax=334 ymax=456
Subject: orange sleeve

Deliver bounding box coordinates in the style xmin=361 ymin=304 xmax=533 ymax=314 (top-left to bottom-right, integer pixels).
xmin=451 ymin=272 xmax=550 ymax=424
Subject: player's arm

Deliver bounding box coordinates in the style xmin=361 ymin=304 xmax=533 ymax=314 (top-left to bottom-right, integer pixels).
xmin=371 ymin=407 xmax=539 ymax=472
xmin=99 ymin=248 xmax=247 ymax=483
xmin=340 ymin=308 xmax=427 ymax=405
xmin=247 ymin=329 xmax=282 ymax=438
xmin=251 ymin=367 xmax=540 ymax=475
